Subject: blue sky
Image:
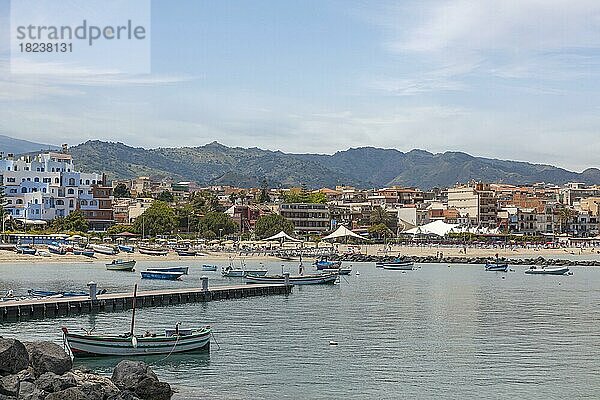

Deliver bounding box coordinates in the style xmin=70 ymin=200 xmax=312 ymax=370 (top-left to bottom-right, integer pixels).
xmin=1 ymin=0 xmax=600 ymax=171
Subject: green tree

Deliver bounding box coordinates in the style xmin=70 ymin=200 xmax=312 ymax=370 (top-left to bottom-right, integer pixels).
xmin=368 ymin=223 xmax=393 ymax=240
xmin=198 ymin=211 xmax=237 ymax=239
xmin=557 ymin=207 xmax=576 ymax=234
xmin=176 ymin=203 xmax=199 ymax=233
xmin=258 ymin=179 xmax=271 ymax=203
xmin=107 ymin=224 xmax=137 ymax=235
xmin=113 ymin=183 xmax=131 ymax=198
xmin=282 ymin=190 xmax=327 ymax=204
xmin=190 ymin=191 xmax=220 ymax=214
xmin=156 ymin=190 xmax=174 ymax=203
xmin=0 ymin=186 xmax=7 ymax=232
xmin=254 ymin=213 xmax=295 ymax=239
xmin=133 ymin=201 xmax=177 ymax=236
xmin=370 ymin=206 xmax=395 ymax=229
xmin=55 ymin=210 xmax=89 ymax=232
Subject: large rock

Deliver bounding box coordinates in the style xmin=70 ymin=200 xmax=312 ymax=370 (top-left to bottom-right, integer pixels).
xmin=107 ymin=391 xmax=141 ymax=400
xmin=24 ymin=342 xmax=72 ymax=377
xmin=0 ymin=374 xmax=19 ymax=397
xmin=0 ymin=339 xmax=29 ymax=374
xmin=111 ymin=361 xmax=157 ymax=391
xmin=45 ymin=387 xmax=87 ymax=400
xmin=111 ymin=361 xmax=171 ymax=400
xmin=35 ymin=372 xmax=77 ymax=393
xmin=17 ymin=381 xmax=47 ymax=400
xmin=133 ymin=377 xmax=172 ymax=400
xmin=72 ymin=370 xmax=119 ymax=400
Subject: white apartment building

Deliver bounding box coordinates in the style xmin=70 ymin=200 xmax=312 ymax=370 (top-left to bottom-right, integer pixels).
xmin=0 ymin=149 xmax=112 ymax=229
xmin=447 ymin=183 xmax=497 ymax=228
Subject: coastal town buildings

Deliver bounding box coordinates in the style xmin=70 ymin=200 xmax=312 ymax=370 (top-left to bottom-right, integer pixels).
xmin=0 ymin=147 xmax=113 ymax=230
xmin=447 ymin=183 xmax=497 ymax=228
xmin=278 ymin=203 xmax=331 ymax=234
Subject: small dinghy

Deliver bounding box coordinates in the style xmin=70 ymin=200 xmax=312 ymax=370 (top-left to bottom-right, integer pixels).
xmin=314 ymin=258 xmax=342 ymax=270
xmin=176 ymin=249 xmax=197 ymax=256
xmin=47 ymin=244 xmax=67 ymax=255
xmin=485 ymin=262 xmax=509 ymax=272
xmin=141 ymin=270 xmax=184 ymax=280
xmin=89 ymin=244 xmax=119 ymax=255
xmin=202 ymin=264 xmax=218 ymax=271
xmin=106 ymin=259 xmax=136 ymax=271
xmin=146 ymin=266 xmax=189 ymax=275
xmin=29 ymin=289 xmax=89 ymax=298
xmin=322 ymin=267 xmax=352 ymax=275
xmin=525 ymin=266 xmax=570 ymax=275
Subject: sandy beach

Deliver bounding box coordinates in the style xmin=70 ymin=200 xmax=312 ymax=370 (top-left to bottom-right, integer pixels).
xmin=3 ymin=243 xmax=600 ymax=264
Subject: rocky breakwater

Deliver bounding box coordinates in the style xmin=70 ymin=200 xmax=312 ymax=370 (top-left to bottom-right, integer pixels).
xmin=331 ymin=254 xmax=600 ymax=267
xmin=0 ymin=338 xmax=173 ymax=400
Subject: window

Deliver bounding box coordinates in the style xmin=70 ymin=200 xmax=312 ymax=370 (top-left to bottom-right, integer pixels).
xmin=54 ymin=178 xmax=59 ymax=184
xmin=56 ymin=200 xmax=64 ymax=205
xmin=69 ymin=200 xmax=74 ymax=208
xmin=67 ymin=188 xmax=74 ymax=195
xmin=21 ymin=187 xmax=27 ymax=193
xmin=68 ymin=178 xmax=75 ymax=186
xmin=16 ymin=199 xmax=23 ymax=204
xmin=34 ymin=177 xmax=39 ymax=182
xmin=85 ymin=180 xmax=90 ymax=185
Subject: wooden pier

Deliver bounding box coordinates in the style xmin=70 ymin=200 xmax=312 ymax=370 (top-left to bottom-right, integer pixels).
xmin=0 ymin=283 xmax=292 ymax=322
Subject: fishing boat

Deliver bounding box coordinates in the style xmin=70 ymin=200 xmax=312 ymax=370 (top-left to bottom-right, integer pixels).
xmin=73 ymin=247 xmax=95 ymax=258
xmin=485 ymin=262 xmax=509 ymax=272
xmin=147 ymin=266 xmax=189 ymax=275
xmin=525 ymin=266 xmax=570 ymax=275
xmin=47 ymin=244 xmax=66 ymax=255
xmin=89 ymin=244 xmax=119 ymax=255
xmin=138 ymin=247 xmax=169 ymax=256
xmin=245 ymin=272 xmax=338 ymax=285
xmin=176 ymin=249 xmax=197 ymax=256
xmin=106 ymin=259 xmax=136 ymax=271
xmin=141 ymin=270 xmax=184 ymax=280
xmin=202 ymin=264 xmax=218 ymax=271
xmin=61 ymin=284 xmax=211 ymax=357
xmin=15 ymin=245 xmax=36 ymax=255
xmin=118 ymin=244 xmax=135 ymax=253
xmin=221 ymin=266 xmax=268 ymax=277
xmin=322 ymin=266 xmax=352 ymax=275
xmin=381 ymin=260 xmax=414 ymax=270
xmin=314 ymin=258 xmax=342 ymax=270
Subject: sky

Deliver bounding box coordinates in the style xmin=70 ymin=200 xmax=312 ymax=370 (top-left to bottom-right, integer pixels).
xmin=1 ymin=0 xmax=600 ymax=171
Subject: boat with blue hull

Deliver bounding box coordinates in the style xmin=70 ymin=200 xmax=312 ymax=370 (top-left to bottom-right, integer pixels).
xmin=47 ymin=244 xmax=66 ymax=255
xmin=118 ymin=245 xmax=135 ymax=253
xmin=147 ymin=266 xmax=189 ymax=275
xmin=485 ymin=262 xmax=509 ymax=272
xmin=74 ymin=248 xmax=95 ymax=258
xmin=315 ymin=259 xmax=342 ymax=270
xmin=141 ymin=270 xmax=184 ymax=280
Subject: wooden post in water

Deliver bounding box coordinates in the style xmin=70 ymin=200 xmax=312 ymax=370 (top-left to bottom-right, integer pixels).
xmin=130 ymin=284 xmax=138 ymax=337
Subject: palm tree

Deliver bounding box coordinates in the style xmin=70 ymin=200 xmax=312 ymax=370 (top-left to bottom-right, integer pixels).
xmin=557 ymin=207 xmax=576 ymax=234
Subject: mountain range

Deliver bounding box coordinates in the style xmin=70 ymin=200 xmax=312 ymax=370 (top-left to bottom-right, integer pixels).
xmin=65 ymin=140 xmax=600 ymax=189
xmin=0 ymin=134 xmax=58 ymax=155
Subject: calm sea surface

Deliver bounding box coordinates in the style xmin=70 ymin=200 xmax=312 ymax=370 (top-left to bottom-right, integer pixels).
xmin=0 ymin=259 xmax=599 ymax=399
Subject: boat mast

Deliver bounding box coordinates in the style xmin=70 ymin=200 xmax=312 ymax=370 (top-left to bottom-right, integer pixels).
xmin=130 ymin=284 xmax=138 ymax=337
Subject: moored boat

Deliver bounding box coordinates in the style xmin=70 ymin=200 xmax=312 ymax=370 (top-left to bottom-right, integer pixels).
xmin=141 ymin=270 xmax=184 ymax=280
xmin=322 ymin=266 xmax=352 ymax=275
xmin=89 ymin=244 xmax=119 ymax=255
xmin=106 ymin=259 xmax=136 ymax=271
xmin=176 ymin=249 xmax=197 ymax=256
xmin=147 ymin=266 xmax=189 ymax=275
xmin=222 ymin=266 xmax=268 ymax=277
xmin=525 ymin=266 xmax=570 ymax=275
xmin=314 ymin=258 xmax=342 ymax=270
xmin=15 ymin=245 xmax=36 ymax=255
xmin=73 ymin=247 xmax=95 ymax=258
xmin=138 ymin=247 xmax=169 ymax=256
xmin=485 ymin=262 xmax=509 ymax=272
xmin=201 ymin=264 xmax=218 ymax=271
xmin=47 ymin=244 xmax=67 ymax=255
xmin=245 ymin=272 xmax=337 ymax=285
xmin=118 ymin=244 xmax=135 ymax=253
xmin=29 ymin=289 xmax=89 ymax=298
xmin=381 ymin=261 xmax=414 ymax=270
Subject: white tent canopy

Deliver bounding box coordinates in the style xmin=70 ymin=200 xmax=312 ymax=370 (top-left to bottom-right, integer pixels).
xmin=322 ymin=225 xmax=366 ymax=241
xmin=404 ymin=220 xmax=459 ymax=237
xmin=263 ymin=231 xmax=301 ymax=242
xmin=14 ymin=219 xmax=47 ymax=225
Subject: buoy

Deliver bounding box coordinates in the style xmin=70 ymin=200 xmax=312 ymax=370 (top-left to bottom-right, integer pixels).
xmin=329 ymin=341 xmax=338 ymax=346
xmin=356 ymin=271 xmax=360 ymax=276
xmin=502 ymin=276 xmax=505 ymax=279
